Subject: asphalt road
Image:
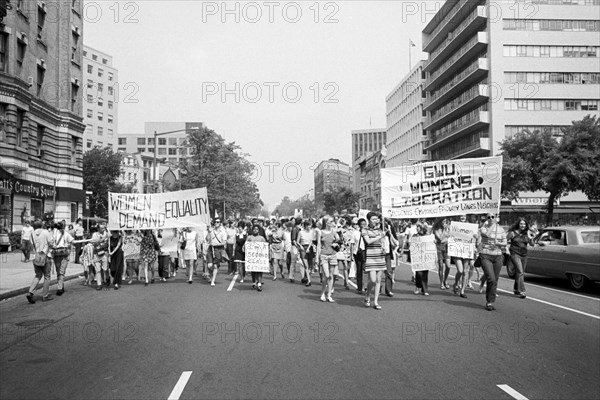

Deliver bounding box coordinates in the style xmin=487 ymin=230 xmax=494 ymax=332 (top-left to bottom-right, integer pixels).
xmin=1 ymin=264 xmax=598 ymax=400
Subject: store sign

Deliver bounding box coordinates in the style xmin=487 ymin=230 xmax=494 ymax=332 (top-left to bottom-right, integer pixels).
xmin=0 ymin=168 xmax=55 ymax=198
xmin=511 ymin=197 xmax=560 ymax=206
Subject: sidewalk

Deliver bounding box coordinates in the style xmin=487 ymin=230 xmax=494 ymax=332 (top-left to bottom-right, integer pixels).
xmin=0 ymin=251 xmax=83 ymax=301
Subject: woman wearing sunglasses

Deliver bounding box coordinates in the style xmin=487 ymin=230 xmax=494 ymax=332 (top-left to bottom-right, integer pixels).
xmin=479 ymin=213 xmax=508 ymax=311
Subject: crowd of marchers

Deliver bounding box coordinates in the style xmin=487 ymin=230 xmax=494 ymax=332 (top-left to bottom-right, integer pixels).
xmin=20 ymin=213 xmax=538 ymax=311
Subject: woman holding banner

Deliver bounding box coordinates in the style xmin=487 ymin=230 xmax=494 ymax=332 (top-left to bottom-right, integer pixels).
xmin=362 ymin=212 xmax=387 ymax=310
xmin=450 ymin=215 xmax=478 ymax=298
xmin=140 ymin=230 xmax=158 ymax=286
xmin=479 ymin=213 xmax=508 ymax=311
xmin=433 ymin=218 xmax=451 ymax=290
xmin=413 ymin=222 xmax=431 ymax=295
xmin=181 ymin=227 xmax=199 ymax=284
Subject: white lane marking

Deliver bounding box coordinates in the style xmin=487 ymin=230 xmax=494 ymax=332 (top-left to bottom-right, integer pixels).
xmin=168 ymin=371 xmax=192 ymax=400
xmin=496 ymin=287 xmax=600 ymax=320
xmin=227 ymin=274 xmax=238 ymax=292
xmin=519 ymin=282 xmax=600 ymax=301
xmin=497 ymin=384 xmax=529 ymax=400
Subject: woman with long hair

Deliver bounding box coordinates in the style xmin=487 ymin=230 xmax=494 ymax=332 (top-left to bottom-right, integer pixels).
xmin=317 ymin=216 xmax=340 ymax=302
xmin=139 ymin=230 xmax=158 ymax=286
xmin=362 ymin=212 xmax=387 ymax=310
xmin=432 ymin=217 xmax=451 ymax=290
xmin=109 ymin=230 xmax=124 ymax=289
xmin=480 ymin=213 xmax=508 ymax=310
xmin=507 ymin=217 xmax=536 ymax=298
xmin=269 ymin=222 xmax=285 ymax=280
xmin=235 ymin=221 xmax=248 ymax=283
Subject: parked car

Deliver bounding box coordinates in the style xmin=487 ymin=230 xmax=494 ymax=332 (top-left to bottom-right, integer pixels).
xmin=507 ymin=226 xmax=600 ymax=290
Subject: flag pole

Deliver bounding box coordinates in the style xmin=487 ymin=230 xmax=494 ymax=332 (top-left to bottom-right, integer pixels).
xmin=408 ymin=38 xmax=412 ymax=71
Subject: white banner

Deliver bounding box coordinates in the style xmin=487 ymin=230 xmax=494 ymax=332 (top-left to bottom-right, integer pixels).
xmin=245 ymin=241 xmax=270 ymax=273
xmin=409 ymin=234 xmax=437 ymax=272
xmin=447 ymin=221 xmax=478 ymax=259
xmin=381 ymin=156 xmax=502 ymax=219
xmin=108 ymin=188 xmax=211 ymax=230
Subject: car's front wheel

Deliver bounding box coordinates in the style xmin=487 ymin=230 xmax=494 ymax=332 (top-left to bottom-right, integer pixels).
xmin=568 ymin=273 xmax=588 ymax=290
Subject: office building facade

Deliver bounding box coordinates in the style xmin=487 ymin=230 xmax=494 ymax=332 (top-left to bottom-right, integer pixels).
xmin=422 ymin=0 xmax=599 ymax=161
xmin=351 ymin=128 xmax=386 ymax=193
xmin=385 ymin=60 xmax=428 ymax=168
xmin=1 ymin=0 xmax=85 ymax=233
xmin=82 ymin=45 xmax=118 ymax=150
xmin=313 ymin=158 xmax=352 ymax=208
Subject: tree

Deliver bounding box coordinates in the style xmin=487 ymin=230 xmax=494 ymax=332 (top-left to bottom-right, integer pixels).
xmin=500 ymin=115 xmax=600 ymax=223
xmin=83 ymin=147 xmax=123 ymax=218
xmin=322 ymin=187 xmax=360 ymax=215
xmin=273 ymin=196 xmax=317 ymax=218
xmin=180 ymin=127 xmax=263 ymax=218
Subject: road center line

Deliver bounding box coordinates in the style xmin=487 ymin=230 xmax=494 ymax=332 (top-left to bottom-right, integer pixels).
xmin=519 ymin=282 xmax=600 ymax=301
xmin=497 ymin=384 xmax=529 ymax=400
xmin=464 ymin=277 xmax=600 ymax=320
xmin=168 ymin=371 xmax=192 ymax=400
xmin=227 ymin=274 xmax=238 ymax=292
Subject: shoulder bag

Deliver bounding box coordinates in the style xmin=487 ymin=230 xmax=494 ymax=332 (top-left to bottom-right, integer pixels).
xmin=31 ymin=235 xmax=47 ymax=267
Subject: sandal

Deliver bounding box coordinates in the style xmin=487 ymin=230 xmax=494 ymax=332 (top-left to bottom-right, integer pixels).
xmin=373 ymin=304 xmax=382 ymax=310
xmin=364 ymin=299 xmax=371 ymax=307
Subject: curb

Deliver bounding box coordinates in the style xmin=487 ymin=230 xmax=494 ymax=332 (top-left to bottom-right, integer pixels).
xmin=0 ymin=273 xmax=82 ymax=302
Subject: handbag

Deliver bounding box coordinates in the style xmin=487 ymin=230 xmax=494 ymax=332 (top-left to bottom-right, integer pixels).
xmin=31 ymin=235 xmax=47 ymax=267
xmin=180 ymin=232 xmax=187 ymax=250
xmin=53 ymin=232 xmax=69 ymax=257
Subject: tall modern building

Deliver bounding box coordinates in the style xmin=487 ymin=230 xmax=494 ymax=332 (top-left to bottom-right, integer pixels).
xmin=385 ymin=60 xmax=428 ymax=168
xmin=1 ymin=0 xmax=85 ymax=232
xmin=351 ymin=128 xmax=386 ymax=193
xmin=82 ymin=45 xmax=118 ymax=150
xmin=313 ymin=158 xmax=352 ymax=209
xmin=117 ymin=121 xmax=203 ymax=164
xmin=422 ymin=0 xmax=599 ymax=161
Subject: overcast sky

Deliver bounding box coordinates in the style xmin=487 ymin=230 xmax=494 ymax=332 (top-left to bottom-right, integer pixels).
xmin=84 ymin=0 xmax=439 ymax=210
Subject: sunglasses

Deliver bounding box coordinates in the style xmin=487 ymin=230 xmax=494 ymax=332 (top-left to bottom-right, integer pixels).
xmin=214 ymin=220 xmax=221 ymax=223
xmin=488 ymin=216 xmax=496 ymax=219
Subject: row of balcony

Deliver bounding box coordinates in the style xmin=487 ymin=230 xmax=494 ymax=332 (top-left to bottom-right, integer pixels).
xmin=424 ymin=32 xmax=488 ymax=93
xmin=423 ymin=0 xmax=481 ymax=52
xmin=425 ymin=109 xmax=490 ymax=151
xmin=425 ymin=84 xmax=489 ymax=132
xmin=432 ymin=137 xmax=491 ymax=160
xmin=424 ymin=6 xmax=487 ymax=73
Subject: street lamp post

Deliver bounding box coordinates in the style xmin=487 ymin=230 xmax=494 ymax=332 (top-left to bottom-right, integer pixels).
xmin=152 ymin=128 xmax=188 ymax=193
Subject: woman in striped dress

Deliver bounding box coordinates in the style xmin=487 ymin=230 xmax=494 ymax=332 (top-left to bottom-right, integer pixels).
xmin=362 ymin=212 xmax=387 ymax=310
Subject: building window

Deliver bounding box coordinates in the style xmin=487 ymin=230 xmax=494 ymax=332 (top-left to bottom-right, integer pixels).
xmin=102 ymin=58 xmax=108 ymax=64
xmin=108 ymin=86 xmax=114 ymax=96
xmin=87 ymin=79 xmax=93 ymax=88
xmin=118 ymin=138 xmax=127 ymax=145
xmin=71 ymin=84 xmax=79 ymax=112
xmin=137 ymin=147 xmax=145 ymax=153
xmin=71 ymin=136 xmax=78 ymax=164
xmin=137 ymin=138 xmax=146 ymax=145
xmin=97 ymin=98 xmax=103 ymax=107
xmin=87 ymin=139 xmax=92 ymax=148
xmin=0 ymin=33 xmax=6 ymax=73
xmin=107 ymin=115 xmax=113 ymax=124
xmin=37 ymin=5 xmax=46 ymax=40
xmin=98 ymin=68 xmax=103 ymax=78
xmin=97 ymin=112 xmax=103 ymax=121
xmin=87 ymin=109 xmax=93 ymax=118
xmin=168 ymin=148 xmax=177 ymax=155
xmin=158 ymin=148 xmax=166 ymax=155
xmin=16 ymin=40 xmax=26 ymax=74
xmin=147 ymin=138 xmax=155 ymax=146
xmin=158 ymin=138 xmax=166 ymax=145
xmin=87 ymin=64 xmax=93 ymax=74
xmin=108 ymin=100 xmax=113 ymax=109
xmin=97 ymin=126 xmax=103 ymax=136
xmin=168 ymin=138 xmax=178 ymax=146
xmin=118 ymin=147 xmax=126 ymax=152
xmin=108 ymin=72 xmax=114 ymax=81
xmin=36 ymin=66 xmax=45 ymax=96
xmin=97 ymin=83 xmax=103 ymax=93
xmin=92 ymin=54 xmax=97 ymax=61
xmin=107 ymin=129 xmax=113 ymax=137
xmin=86 ymin=124 xmax=92 ymax=134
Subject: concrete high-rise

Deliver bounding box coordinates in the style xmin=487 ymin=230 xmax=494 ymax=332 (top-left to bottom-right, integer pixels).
xmin=351 ymin=128 xmax=386 ymax=193
xmin=82 ymin=45 xmax=118 ymax=150
xmin=422 ymin=0 xmax=599 ymax=160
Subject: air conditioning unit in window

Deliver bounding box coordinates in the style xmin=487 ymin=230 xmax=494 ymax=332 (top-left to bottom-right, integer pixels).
xmin=27 ymin=76 xmax=34 ymax=87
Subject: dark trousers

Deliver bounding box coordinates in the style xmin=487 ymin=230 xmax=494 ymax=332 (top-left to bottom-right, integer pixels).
xmin=415 ymin=270 xmax=429 ymax=293
xmin=21 ymin=240 xmax=31 ymax=260
xmin=251 ymin=271 xmax=263 ymax=284
xmin=226 ymin=244 xmax=234 ymax=273
xmin=158 ymin=255 xmax=170 ymax=278
xmin=511 ymin=253 xmax=527 ymax=294
xmin=74 ymin=238 xmax=83 ymax=264
xmin=480 ymin=253 xmax=503 ymax=304
xmin=384 ymin=254 xmax=394 ymax=294
xmin=110 ymin=259 xmax=124 ymax=286
xmin=354 ymin=254 xmax=364 ymax=291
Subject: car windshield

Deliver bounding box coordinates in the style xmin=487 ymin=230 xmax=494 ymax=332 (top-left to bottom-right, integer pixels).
xmin=580 ymin=231 xmax=600 ymax=244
